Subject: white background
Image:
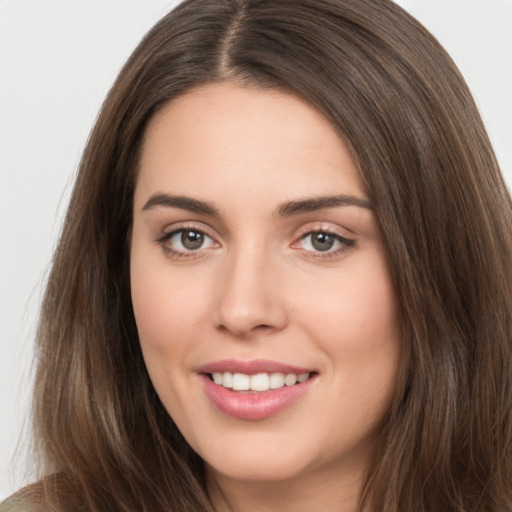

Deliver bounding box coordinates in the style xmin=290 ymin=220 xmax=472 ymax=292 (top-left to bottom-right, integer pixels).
xmin=1 ymin=0 xmax=511 ymax=499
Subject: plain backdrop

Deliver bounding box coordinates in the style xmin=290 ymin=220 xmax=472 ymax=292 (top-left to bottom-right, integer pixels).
xmin=1 ymin=0 xmax=511 ymax=499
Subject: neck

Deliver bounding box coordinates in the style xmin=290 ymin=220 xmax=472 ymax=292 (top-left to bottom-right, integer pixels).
xmin=206 ymin=460 xmax=368 ymax=512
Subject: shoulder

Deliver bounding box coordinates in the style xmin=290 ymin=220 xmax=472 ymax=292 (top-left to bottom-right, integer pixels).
xmin=0 ymin=493 xmax=39 ymax=512
xmin=0 ymin=482 xmax=51 ymax=512
xmin=0 ymin=478 xmax=84 ymax=512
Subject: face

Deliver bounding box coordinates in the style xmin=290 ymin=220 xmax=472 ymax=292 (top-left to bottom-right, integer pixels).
xmin=131 ymin=83 xmax=401 ymax=495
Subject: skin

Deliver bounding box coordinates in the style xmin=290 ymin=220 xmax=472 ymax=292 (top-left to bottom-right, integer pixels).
xmin=130 ymin=82 xmax=401 ymax=512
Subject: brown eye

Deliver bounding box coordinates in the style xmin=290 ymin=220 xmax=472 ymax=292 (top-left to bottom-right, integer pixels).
xmin=181 ymin=230 xmax=204 ymax=250
xmin=297 ymin=231 xmax=355 ymax=255
xmin=311 ymin=232 xmax=335 ymax=252
xmin=161 ymin=228 xmax=217 ymax=255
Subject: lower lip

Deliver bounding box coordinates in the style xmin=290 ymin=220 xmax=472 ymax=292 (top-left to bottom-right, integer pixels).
xmin=200 ymin=374 xmax=316 ymax=420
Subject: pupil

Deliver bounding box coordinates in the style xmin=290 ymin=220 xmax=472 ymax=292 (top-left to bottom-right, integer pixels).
xmin=312 ymin=233 xmax=334 ymax=251
xmin=181 ymin=230 xmax=204 ymax=250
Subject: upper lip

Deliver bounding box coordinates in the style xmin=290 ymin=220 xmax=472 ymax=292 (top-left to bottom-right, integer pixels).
xmin=197 ymin=359 xmax=315 ymax=375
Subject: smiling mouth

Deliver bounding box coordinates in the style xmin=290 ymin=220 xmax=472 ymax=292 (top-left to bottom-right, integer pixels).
xmin=200 ymin=364 xmax=318 ymax=419
xmin=207 ymin=371 xmax=316 ymax=392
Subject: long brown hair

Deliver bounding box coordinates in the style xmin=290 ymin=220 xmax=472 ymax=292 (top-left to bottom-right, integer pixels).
xmin=26 ymin=0 xmax=512 ymax=510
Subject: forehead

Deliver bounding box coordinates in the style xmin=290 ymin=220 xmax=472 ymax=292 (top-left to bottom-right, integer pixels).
xmin=135 ymin=82 xmax=365 ymax=209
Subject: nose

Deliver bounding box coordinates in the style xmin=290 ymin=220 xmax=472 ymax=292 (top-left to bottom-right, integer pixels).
xmin=213 ymin=245 xmax=288 ymax=338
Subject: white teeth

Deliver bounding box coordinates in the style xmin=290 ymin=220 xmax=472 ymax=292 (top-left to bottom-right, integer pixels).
xmin=232 ymin=373 xmax=250 ymax=390
xmin=251 ymin=373 xmax=270 ymax=391
xmin=284 ymin=373 xmax=297 ymax=386
xmin=270 ymin=373 xmax=285 ymax=389
xmin=222 ymin=372 xmax=233 ymax=388
xmin=210 ymin=371 xmax=311 ymax=391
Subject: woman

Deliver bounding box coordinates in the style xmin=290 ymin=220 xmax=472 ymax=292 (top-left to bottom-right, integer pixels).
xmin=2 ymin=0 xmax=512 ymax=510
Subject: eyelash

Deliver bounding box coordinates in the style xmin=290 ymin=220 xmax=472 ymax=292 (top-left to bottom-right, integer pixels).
xmin=295 ymin=230 xmax=355 ymax=259
xmin=156 ymin=224 xmax=218 ymax=258
xmin=156 ymin=225 xmax=355 ymax=260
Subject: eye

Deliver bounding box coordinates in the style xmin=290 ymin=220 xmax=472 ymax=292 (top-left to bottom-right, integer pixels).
xmin=297 ymin=231 xmax=354 ymax=254
xmin=174 ymin=230 xmax=209 ymax=250
xmin=158 ymin=228 xmax=218 ymax=256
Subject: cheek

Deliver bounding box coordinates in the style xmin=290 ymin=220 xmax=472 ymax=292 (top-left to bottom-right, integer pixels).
xmin=298 ymin=257 xmax=398 ymax=349
xmin=130 ymin=257 xmax=207 ymax=416
xmin=130 ymin=257 xmax=205 ymax=411
xmin=130 ymin=248 xmax=208 ymax=353
xmin=295 ymin=253 xmax=400 ymax=405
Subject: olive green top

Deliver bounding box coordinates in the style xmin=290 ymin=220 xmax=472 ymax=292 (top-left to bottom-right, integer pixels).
xmin=0 ymin=487 xmax=48 ymax=512
xmin=1 ymin=480 xmax=81 ymax=512
xmin=0 ymin=495 xmax=33 ymax=512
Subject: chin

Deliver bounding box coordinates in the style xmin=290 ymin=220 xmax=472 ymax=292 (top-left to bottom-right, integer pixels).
xmin=205 ymin=454 xmax=310 ymax=484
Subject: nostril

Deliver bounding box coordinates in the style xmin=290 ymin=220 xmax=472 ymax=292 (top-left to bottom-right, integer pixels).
xmin=216 ymin=322 xmax=276 ymax=338
xmin=254 ymin=323 xmax=273 ymax=331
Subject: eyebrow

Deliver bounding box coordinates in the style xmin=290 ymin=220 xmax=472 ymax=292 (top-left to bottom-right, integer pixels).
xmin=141 ymin=192 xmax=372 ymax=217
xmin=142 ymin=193 xmax=220 ymax=216
xmin=276 ymin=195 xmax=372 ymax=216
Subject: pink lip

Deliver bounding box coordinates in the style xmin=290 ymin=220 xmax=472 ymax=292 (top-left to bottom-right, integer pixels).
xmin=198 ymin=358 xmax=313 ymax=375
xmin=198 ymin=359 xmax=317 ymax=421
